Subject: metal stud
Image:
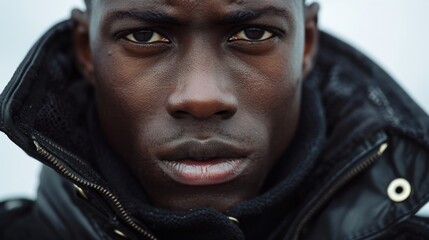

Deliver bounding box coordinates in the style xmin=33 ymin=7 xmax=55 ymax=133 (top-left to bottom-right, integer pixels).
xmin=387 ymin=178 xmax=412 ymax=203
xmin=113 ymin=229 xmax=128 ymax=239
xmin=73 ymin=184 xmax=88 ymax=200
xmin=227 ymin=216 xmax=240 ymax=225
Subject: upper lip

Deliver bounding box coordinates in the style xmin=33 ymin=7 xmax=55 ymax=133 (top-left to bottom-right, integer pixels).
xmin=157 ymin=139 xmax=249 ymax=162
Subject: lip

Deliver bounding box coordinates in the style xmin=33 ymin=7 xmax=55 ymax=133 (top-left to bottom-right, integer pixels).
xmin=157 ymin=140 xmax=250 ymax=186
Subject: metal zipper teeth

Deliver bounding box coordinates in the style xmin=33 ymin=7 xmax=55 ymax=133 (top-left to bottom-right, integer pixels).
xmin=291 ymin=143 xmax=389 ymax=240
xmin=33 ymin=140 xmax=157 ymax=240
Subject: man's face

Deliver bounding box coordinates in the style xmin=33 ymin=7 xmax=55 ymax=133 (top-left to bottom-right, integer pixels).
xmin=74 ymin=0 xmax=317 ymax=212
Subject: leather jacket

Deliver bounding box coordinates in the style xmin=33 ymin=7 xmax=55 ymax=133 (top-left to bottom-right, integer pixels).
xmin=1 ymin=20 xmax=429 ymax=240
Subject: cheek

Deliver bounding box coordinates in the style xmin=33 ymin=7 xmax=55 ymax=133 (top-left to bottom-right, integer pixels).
xmin=228 ymin=44 xmax=303 ymax=153
xmin=93 ymin=51 xmax=173 ymax=116
xmin=91 ymin=50 xmax=178 ymax=155
xmin=231 ymin=47 xmax=302 ymax=120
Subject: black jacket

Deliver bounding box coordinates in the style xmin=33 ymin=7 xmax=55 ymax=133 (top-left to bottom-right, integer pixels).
xmin=1 ymin=20 xmax=429 ymax=240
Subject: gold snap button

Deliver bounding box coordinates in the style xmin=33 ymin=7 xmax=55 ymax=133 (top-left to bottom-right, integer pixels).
xmin=387 ymin=178 xmax=412 ymax=202
xmin=73 ymin=184 xmax=88 ymax=200
xmin=227 ymin=216 xmax=240 ymax=225
xmin=113 ymin=229 xmax=128 ymax=239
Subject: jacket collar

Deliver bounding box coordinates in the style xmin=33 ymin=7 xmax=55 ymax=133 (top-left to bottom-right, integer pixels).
xmin=2 ymin=20 xmax=429 ymax=239
xmin=0 ymin=20 xmax=325 ymax=239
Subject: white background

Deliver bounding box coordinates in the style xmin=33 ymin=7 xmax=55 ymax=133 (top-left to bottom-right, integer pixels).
xmin=1 ymin=1 xmax=428 ymax=215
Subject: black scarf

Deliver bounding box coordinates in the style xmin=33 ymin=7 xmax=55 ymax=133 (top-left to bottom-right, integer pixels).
xmin=89 ymin=73 xmax=326 ymax=240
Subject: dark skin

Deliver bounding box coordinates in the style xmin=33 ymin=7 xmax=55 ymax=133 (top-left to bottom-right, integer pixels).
xmin=73 ymin=0 xmax=319 ymax=212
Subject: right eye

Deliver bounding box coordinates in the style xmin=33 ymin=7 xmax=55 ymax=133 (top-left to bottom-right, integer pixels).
xmin=228 ymin=28 xmax=275 ymax=42
xmin=123 ymin=30 xmax=170 ymax=44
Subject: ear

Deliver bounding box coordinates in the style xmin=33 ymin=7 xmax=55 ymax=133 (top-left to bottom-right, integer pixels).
xmin=72 ymin=9 xmax=95 ymax=86
xmin=302 ymin=3 xmax=319 ymax=77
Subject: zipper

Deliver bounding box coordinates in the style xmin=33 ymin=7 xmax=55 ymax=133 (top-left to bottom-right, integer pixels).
xmin=33 ymin=140 xmax=157 ymax=240
xmin=290 ymin=142 xmax=389 ymax=240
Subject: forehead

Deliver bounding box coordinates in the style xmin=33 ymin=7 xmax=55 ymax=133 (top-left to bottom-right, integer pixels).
xmin=91 ymin=0 xmax=302 ymax=22
xmin=91 ymin=0 xmax=299 ymax=8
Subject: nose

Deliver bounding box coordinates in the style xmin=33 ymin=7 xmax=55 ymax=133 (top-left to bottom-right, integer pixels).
xmin=167 ymin=60 xmax=238 ymax=120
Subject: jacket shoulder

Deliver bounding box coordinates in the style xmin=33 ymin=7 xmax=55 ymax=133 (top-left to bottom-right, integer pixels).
xmin=0 ymin=198 xmax=58 ymax=240
xmin=302 ymin=132 xmax=429 ymax=240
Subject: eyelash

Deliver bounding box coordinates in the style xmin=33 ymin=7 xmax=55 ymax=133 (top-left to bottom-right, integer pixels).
xmin=116 ymin=26 xmax=284 ymax=45
xmin=116 ymin=28 xmax=167 ymax=42
xmin=228 ymin=27 xmax=283 ymax=42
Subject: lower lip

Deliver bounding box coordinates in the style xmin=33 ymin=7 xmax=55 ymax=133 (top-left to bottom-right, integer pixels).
xmin=160 ymin=159 xmax=247 ymax=186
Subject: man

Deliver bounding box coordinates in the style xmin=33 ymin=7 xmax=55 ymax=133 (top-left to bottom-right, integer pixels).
xmin=1 ymin=0 xmax=429 ymax=239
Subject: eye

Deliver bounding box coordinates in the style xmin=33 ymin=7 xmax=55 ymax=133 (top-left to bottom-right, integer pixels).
xmin=228 ymin=28 xmax=274 ymax=42
xmin=123 ymin=30 xmax=170 ymax=44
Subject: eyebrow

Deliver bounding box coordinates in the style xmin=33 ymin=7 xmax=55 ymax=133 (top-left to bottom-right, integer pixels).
xmin=219 ymin=6 xmax=291 ymax=25
xmin=107 ymin=10 xmax=181 ymax=25
xmin=105 ymin=6 xmax=291 ymax=25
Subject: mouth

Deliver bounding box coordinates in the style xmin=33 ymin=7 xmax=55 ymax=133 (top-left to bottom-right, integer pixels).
xmin=157 ymin=140 xmax=250 ymax=186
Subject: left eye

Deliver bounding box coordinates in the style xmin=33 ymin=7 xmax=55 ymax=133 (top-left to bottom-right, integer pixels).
xmin=124 ymin=30 xmax=170 ymax=44
xmin=228 ymin=28 xmax=274 ymax=42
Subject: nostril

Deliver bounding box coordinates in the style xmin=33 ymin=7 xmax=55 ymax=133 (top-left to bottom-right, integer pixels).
xmin=173 ymin=110 xmax=189 ymax=119
xmin=167 ymin=96 xmax=238 ymax=119
xmin=216 ymin=110 xmax=229 ymax=115
xmin=216 ymin=109 xmax=236 ymax=119
xmin=167 ymin=90 xmax=238 ymax=119
xmin=169 ymin=108 xmax=236 ymax=120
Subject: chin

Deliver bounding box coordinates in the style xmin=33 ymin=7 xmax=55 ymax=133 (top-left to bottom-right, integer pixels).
xmin=142 ymin=169 xmax=264 ymax=212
